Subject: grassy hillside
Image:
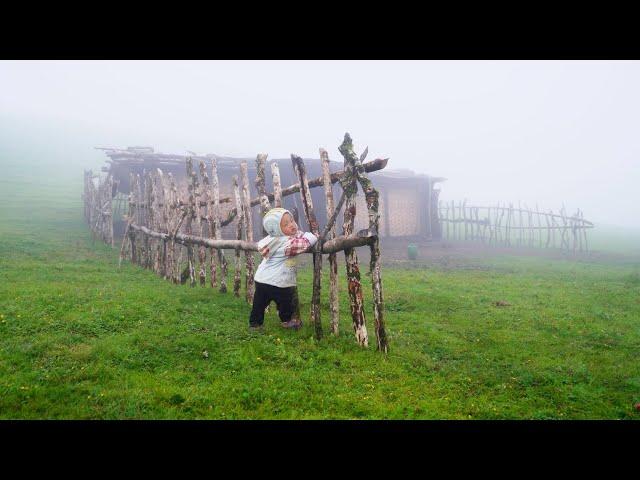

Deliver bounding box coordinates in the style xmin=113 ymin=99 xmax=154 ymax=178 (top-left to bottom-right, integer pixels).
xmin=1 ymin=165 xmax=639 ymax=419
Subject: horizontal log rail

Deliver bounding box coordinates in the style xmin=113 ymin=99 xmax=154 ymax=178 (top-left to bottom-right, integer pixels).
xmin=129 ymin=223 xmax=377 ymax=254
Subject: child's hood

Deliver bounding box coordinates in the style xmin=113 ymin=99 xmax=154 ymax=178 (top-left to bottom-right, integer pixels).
xmin=262 ymin=207 xmax=291 ymax=237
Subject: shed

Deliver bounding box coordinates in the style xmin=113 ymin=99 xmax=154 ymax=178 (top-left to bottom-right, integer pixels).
xmin=98 ymin=147 xmax=446 ymax=241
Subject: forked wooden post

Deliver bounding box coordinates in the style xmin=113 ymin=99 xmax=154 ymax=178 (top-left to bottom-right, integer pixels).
xmin=338 ymin=133 xmax=368 ymax=347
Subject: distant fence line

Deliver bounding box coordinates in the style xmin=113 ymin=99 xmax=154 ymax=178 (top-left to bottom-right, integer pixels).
xmin=437 ymin=200 xmax=593 ymax=253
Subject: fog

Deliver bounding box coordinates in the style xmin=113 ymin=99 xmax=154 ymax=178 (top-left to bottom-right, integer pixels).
xmin=1 ymin=60 xmax=639 ymax=228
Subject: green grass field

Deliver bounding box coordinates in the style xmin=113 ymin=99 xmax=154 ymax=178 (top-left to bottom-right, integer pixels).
xmin=1 ymin=165 xmax=640 ymax=419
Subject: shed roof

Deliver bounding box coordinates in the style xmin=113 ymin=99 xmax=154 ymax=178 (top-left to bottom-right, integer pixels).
xmin=96 ymin=146 xmax=446 ymax=183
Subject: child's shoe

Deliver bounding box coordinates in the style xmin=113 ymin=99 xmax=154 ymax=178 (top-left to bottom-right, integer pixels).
xmin=249 ymin=324 xmax=264 ymax=332
xmin=280 ymin=319 xmax=302 ymax=330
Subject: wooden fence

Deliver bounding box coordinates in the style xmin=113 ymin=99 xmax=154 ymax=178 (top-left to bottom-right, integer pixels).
xmin=438 ymin=200 xmax=594 ymax=252
xmin=83 ymin=133 xmax=390 ymax=352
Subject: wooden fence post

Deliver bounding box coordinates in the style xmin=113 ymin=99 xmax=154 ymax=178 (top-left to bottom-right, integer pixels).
xmin=232 ymin=175 xmax=244 ymax=298
xmin=200 ymin=160 xmax=217 ymax=288
xmin=211 ymin=158 xmax=228 ymax=293
xmin=185 ymin=158 xmax=197 ymax=286
xmin=321 ymin=148 xmax=339 ymax=336
xmin=196 ymin=161 xmax=208 ymax=285
xmin=292 ymin=155 xmax=323 ymax=340
xmin=354 ymin=147 xmax=389 ymax=353
xmin=240 ymin=162 xmax=255 ymax=304
xmin=338 ymin=133 xmax=368 ymax=347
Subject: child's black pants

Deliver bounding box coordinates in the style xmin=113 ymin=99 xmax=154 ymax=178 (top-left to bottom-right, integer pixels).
xmin=249 ymin=281 xmax=295 ymax=326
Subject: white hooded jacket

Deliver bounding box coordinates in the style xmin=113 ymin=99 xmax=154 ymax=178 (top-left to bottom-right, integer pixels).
xmin=254 ymin=208 xmax=317 ymax=288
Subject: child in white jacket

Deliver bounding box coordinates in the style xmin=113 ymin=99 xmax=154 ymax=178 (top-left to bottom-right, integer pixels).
xmin=249 ymin=208 xmax=317 ymax=330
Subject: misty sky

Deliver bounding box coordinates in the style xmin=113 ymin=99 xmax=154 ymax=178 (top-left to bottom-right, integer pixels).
xmin=1 ymin=60 xmax=639 ymax=228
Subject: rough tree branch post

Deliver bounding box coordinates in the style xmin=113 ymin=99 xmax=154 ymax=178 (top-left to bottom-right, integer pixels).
xmin=88 ymin=134 xmax=391 ymax=351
